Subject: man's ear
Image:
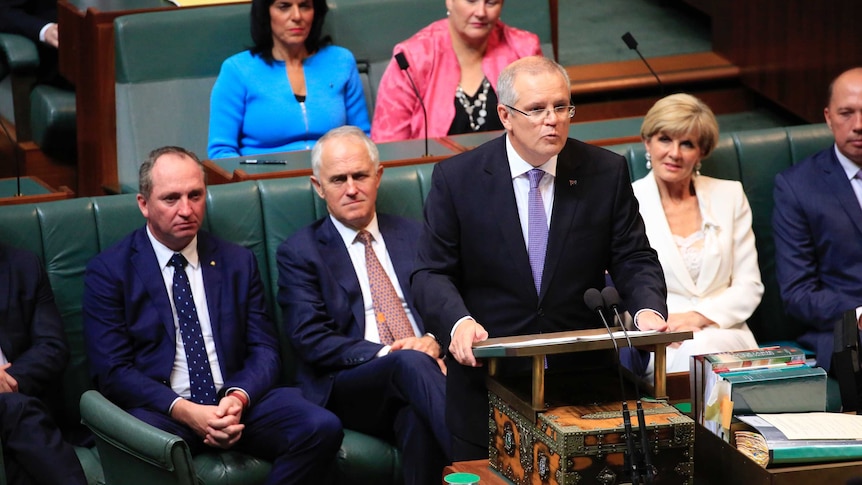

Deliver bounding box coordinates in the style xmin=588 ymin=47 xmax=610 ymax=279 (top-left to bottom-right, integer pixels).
xmin=311 ymin=176 xmax=324 ymax=199
xmin=498 ymin=104 xmax=512 ymax=131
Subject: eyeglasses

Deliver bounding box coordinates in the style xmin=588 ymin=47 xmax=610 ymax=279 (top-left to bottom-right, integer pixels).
xmin=504 ymin=104 xmax=576 ymax=121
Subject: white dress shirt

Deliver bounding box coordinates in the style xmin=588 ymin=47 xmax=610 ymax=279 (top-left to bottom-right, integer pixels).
xmin=331 ymin=214 xmax=420 ymax=355
xmin=146 ymin=228 xmax=224 ymax=401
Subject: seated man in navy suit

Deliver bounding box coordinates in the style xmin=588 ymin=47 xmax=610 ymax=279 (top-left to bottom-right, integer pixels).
xmin=0 ymin=243 xmax=86 ymax=485
xmin=774 ymin=67 xmax=862 ymax=370
xmin=278 ymin=126 xmax=450 ymax=485
xmin=82 ymin=146 xmax=342 ymax=485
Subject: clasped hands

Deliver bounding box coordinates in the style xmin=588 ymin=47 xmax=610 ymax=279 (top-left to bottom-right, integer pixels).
xmin=171 ymin=394 xmax=246 ymax=449
xmin=390 ymin=334 xmax=447 ymax=375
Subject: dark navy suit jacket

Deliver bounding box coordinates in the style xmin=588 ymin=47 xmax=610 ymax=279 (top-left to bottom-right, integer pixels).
xmin=774 ymin=146 xmax=862 ymax=369
xmin=277 ymin=214 xmax=423 ymax=407
xmin=83 ymin=227 xmax=280 ymax=413
xmin=412 ymin=135 xmax=667 ymax=446
xmin=0 ymin=0 xmax=56 ymax=43
xmin=0 ymin=244 xmax=68 ymax=398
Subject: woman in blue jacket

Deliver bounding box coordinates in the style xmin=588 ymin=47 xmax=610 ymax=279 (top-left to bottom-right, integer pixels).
xmin=208 ymin=0 xmax=370 ymax=159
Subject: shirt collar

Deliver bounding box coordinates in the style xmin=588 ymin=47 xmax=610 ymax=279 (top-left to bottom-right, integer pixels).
xmin=505 ymin=134 xmax=557 ymax=179
xmin=835 ymin=144 xmax=862 ymax=181
xmin=146 ymin=226 xmax=199 ymax=270
xmin=330 ymin=213 xmax=381 ymax=247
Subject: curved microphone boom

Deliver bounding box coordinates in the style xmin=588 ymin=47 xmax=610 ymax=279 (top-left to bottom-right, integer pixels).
xmin=621 ymin=32 xmax=664 ymax=96
xmin=394 ymin=52 xmax=429 ymax=157
xmin=584 ymin=288 xmax=641 ymax=484
xmin=602 ymin=286 xmax=655 ymax=484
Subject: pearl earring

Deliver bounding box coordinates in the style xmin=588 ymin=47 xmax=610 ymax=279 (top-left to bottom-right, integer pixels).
xmin=695 ymin=162 xmax=702 ymax=176
xmin=645 ymin=152 xmax=652 ymax=170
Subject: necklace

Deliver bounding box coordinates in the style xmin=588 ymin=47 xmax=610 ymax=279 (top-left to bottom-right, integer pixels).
xmin=455 ymin=77 xmax=491 ymax=132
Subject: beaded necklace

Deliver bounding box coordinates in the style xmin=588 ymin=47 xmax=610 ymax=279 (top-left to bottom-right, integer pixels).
xmin=455 ymin=77 xmax=491 ymax=132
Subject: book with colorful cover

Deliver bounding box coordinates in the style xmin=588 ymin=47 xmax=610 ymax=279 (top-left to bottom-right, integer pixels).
xmin=704 ymin=346 xmax=807 ymax=373
xmin=690 ymin=346 xmax=812 ymax=440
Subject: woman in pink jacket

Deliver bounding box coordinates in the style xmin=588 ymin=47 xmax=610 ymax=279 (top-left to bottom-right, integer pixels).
xmin=371 ymin=0 xmax=542 ymax=143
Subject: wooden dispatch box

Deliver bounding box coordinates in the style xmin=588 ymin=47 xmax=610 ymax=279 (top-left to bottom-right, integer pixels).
xmin=473 ymin=328 xmax=696 ymax=485
xmin=489 ymin=392 xmax=694 ymax=485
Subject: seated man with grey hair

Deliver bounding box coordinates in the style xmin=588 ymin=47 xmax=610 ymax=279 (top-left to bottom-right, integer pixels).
xmin=277 ymin=126 xmax=451 ymax=485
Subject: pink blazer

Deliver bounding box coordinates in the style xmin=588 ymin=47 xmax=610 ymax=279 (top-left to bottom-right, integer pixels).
xmin=371 ymin=19 xmax=542 ymax=143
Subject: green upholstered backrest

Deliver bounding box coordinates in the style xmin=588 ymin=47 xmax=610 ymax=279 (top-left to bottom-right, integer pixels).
xmin=610 ymin=123 xmax=833 ymax=345
xmin=113 ymin=4 xmax=252 ymax=191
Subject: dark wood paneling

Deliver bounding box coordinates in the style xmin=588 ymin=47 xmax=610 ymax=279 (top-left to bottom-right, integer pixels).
xmin=713 ymin=0 xmax=862 ymax=123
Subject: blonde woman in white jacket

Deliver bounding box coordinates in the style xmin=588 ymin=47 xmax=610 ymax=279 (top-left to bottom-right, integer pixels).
xmin=632 ymin=93 xmax=764 ymax=374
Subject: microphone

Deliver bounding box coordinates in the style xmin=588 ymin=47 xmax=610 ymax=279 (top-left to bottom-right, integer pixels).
xmin=621 ymin=32 xmax=664 ymax=96
xmin=584 ymin=288 xmax=641 ymax=484
xmin=602 ymin=287 xmax=655 ymax=484
xmin=394 ymin=52 xmax=430 ymax=157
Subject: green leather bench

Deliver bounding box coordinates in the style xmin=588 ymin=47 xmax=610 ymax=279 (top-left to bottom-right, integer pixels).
xmin=0 ymin=123 xmax=831 ymax=483
xmin=0 ymin=163 xmax=433 ymax=484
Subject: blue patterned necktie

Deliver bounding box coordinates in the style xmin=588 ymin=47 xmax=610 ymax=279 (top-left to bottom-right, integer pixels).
xmin=169 ymin=253 xmax=218 ymax=405
xmin=527 ymin=169 xmax=549 ymax=295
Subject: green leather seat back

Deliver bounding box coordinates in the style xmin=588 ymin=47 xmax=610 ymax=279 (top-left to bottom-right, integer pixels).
xmin=113 ymin=3 xmax=251 ymax=190
xmin=733 ymin=128 xmax=797 ymax=342
xmin=787 ymin=123 xmax=833 ymax=164
xmin=206 ymin=182 xmax=270 ymax=310
xmin=258 ymin=176 xmax=326 ymax=383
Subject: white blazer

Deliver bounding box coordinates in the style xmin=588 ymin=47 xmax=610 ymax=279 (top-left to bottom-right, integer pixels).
xmin=632 ymin=173 xmax=764 ymax=332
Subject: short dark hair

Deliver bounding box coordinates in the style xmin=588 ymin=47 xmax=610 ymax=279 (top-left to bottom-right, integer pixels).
xmin=249 ymin=0 xmax=330 ymax=64
xmin=139 ymin=146 xmax=205 ymax=199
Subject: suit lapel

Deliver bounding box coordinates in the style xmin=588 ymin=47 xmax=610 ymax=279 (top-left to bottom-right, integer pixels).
xmin=640 ymin=173 xmax=699 ymax=294
xmin=542 ymin=142 xmax=582 ymax=301
xmin=318 ymin=219 xmax=366 ymax=334
xmin=378 ymin=215 xmax=420 ymax=329
xmin=822 ymin=152 xmax=862 ymax=237
xmin=131 ymin=229 xmax=176 ymax=340
xmin=485 ymin=140 xmax=536 ymax=299
xmin=198 ymin=233 xmax=224 ymax=359
xmin=694 ymin=178 xmax=723 ymax=291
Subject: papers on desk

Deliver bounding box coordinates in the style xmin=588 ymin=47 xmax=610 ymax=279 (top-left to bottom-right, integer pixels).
xmin=476 ymin=330 xmax=660 ymax=349
xmin=751 ymin=413 xmax=862 ymax=440
xmin=735 ymin=413 xmax=862 ymax=467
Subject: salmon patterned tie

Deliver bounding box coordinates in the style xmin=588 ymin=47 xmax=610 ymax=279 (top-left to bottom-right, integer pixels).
xmin=169 ymin=253 xmax=218 ymax=405
xmin=356 ymin=230 xmax=415 ymax=345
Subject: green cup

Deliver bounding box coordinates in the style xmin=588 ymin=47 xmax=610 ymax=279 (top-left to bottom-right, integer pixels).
xmin=443 ymin=472 xmax=480 ymax=484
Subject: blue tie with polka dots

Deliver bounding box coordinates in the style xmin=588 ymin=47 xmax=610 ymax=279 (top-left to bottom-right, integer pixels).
xmin=169 ymin=253 xmax=218 ymax=405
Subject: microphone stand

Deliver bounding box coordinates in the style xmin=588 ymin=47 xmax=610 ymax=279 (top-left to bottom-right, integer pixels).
xmin=621 ymin=32 xmax=664 ymax=96
xmin=584 ymin=288 xmax=641 ymax=484
xmin=394 ymin=52 xmax=430 ymax=157
xmin=602 ymin=287 xmax=655 ymax=484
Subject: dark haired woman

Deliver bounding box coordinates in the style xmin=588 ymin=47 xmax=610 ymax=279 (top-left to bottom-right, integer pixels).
xmin=208 ymin=0 xmax=369 ymax=158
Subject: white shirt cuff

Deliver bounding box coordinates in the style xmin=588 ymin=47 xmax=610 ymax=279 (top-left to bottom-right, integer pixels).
xmin=632 ymin=309 xmax=665 ymax=330
xmin=450 ymin=315 xmax=473 ymax=339
xmin=38 ymin=23 xmax=55 ymax=44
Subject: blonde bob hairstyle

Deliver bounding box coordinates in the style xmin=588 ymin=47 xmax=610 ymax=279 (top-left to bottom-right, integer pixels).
xmin=640 ymin=93 xmax=719 ymax=159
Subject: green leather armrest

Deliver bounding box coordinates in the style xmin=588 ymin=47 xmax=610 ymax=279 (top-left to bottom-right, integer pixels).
xmin=0 ymin=34 xmax=39 ymax=72
xmin=79 ymin=390 xmax=199 ymax=485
